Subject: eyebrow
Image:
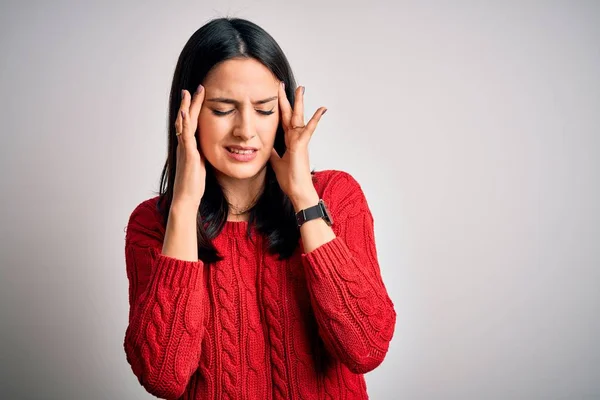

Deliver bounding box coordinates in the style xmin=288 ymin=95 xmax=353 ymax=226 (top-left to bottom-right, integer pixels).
xmin=206 ymin=96 xmax=278 ymax=106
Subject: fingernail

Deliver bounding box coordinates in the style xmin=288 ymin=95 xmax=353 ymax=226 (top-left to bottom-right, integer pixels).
xmin=322 ymin=109 xmax=327 ymax=115
xmin=181 ymin=110 xmax=185 ymax=118
xmin=181 ymin=89 xmax=185 ymax=98
xmin=281 ymin=81 xmax=285 ymax=89
xmin=196 ymin=84 xmax=203 ymax=93
xmin=302 ymin=86 xmax=305 ymax=95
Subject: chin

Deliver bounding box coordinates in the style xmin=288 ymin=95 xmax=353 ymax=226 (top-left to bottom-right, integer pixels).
xmin=215 ymin=161 xmax=267 ymax=181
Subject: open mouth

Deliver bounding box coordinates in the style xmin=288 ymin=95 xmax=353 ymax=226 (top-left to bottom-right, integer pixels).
xmin=226 ymin=147 xmax=257 ymax=154
xmin=225 ymin=147 xmax=258 ymax=162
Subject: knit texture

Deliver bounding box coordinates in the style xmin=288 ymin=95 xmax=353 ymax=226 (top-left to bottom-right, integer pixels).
xmin=123 ymin=169 xmax=396 ymax=399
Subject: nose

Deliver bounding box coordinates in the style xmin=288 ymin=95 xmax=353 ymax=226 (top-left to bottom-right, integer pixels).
xmin=232 ymin=108 xmax=256 ymax=140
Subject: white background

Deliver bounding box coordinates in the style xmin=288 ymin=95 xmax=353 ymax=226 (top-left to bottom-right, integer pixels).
xmin=1 ymin=1 xmax=599 ymax=399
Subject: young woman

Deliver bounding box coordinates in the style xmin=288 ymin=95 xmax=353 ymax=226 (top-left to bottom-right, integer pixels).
xmin=123 ymin=17 xmax=396 ymax=400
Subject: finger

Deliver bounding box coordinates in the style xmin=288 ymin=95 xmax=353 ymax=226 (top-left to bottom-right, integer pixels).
xmin=180 ymin=90 xmax=193 ymax=142
xmin=176 ymin=110 xmax=186 ymax=146
xmin=189 ymin=84 xmax=205 ymax=129
xmin=175 ymin=90 xmax=185 ymax=131
xmin=269 ymin=148 xmax=281 ymax=171
xmin=303 ymin=107 xmax=328 ymax=139
xmin=278 ymin=81 xmax=293 ymax=129
xmin=175 ymin=91 xmax=185 ymax=144
xmin=270 ymin=147 xmax=281 ymax=162
xmin=291 ymin=86 xmax=304 ymax=129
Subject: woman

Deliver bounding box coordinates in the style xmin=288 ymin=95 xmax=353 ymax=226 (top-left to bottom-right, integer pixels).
xmin=124 ymin=17 xmax=396 ymax=400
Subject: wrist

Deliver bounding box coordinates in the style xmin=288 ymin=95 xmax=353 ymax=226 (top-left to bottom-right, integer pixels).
xmin=170 ymin=201 xmax=200 ymax=218
xmin=291 ymin=191 xmax=320 ymax=212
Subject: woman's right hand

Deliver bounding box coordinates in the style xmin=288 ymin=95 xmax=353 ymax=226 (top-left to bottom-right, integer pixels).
xmin=172 ymin=85 xmax=206 ymax=210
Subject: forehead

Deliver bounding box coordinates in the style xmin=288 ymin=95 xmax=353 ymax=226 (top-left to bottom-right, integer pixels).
xmin=203 ymin=58 xmax=279 ymax=93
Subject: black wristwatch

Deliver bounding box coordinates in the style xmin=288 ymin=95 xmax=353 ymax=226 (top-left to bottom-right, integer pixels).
xmin=296 ymin=199 xmax=334 ymax=228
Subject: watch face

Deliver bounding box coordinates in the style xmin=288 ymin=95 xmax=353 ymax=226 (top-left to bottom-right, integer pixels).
xmin=319 ymin=199 xmax=334 ymax=226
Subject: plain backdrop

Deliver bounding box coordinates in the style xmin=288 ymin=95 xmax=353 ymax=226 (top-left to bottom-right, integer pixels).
xmin=1 ymin=1 xmax=599 ymax=399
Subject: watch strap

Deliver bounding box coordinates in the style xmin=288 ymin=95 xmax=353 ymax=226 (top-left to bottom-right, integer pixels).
xmin=295 ymin=199 xmax=333 ymax=227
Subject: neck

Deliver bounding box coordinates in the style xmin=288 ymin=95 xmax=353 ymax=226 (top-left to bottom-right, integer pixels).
xmin=216 ymin=167 xmax=267 ymax=222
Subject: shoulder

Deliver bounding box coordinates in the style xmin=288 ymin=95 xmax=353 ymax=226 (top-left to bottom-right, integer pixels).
xmin=125 ymin=195 xmax=165 ymax=247
xmin=311 ymin=169 xmax=371 ymax=217
xmin=312 ymin=169 xmax=365 ymax=198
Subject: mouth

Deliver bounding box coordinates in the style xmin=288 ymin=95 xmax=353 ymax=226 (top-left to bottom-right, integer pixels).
xmin=225 ymin=146 xmax=258 ymax=162
xmin=225 ymin=147 xmax=258 ymax=154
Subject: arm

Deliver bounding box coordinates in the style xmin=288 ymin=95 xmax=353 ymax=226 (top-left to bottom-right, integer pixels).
xmin=123 ymin=201 xmax=205 ymax=399
xmin=296 ymin=172 xmax=397 ymax=374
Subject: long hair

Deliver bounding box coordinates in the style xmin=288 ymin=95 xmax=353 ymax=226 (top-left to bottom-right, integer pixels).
xmin=156 ymin=17 xmax=306 ymax=264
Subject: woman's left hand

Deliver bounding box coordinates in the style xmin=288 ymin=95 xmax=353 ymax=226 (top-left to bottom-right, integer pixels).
xmin=269 ymin=82 xmax=327 ymax=208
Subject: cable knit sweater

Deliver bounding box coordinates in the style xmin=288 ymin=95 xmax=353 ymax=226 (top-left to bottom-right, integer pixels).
xmin=123 ymin=170 xmax=396 ymax=399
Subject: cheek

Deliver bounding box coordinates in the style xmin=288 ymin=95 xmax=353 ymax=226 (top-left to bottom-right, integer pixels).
xmin=258 ymin=116 xmax=279 ymax=143
xmin=198 ymin=109 xmax=214 ymax=133
xmin=198 ymin=110 xmax=225 ymax=147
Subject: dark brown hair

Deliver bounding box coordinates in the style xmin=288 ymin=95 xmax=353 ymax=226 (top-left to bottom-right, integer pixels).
xmin=156 ymin=17 xmax=306 ymax=263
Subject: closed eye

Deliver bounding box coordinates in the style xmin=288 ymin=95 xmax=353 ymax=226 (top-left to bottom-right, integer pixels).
xmin=212 ymin=109 xmax=233 ymax=116
xmin=212 ymin=109 xmax=275 ymax=116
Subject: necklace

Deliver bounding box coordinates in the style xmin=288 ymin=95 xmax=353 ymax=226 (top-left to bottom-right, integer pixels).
xmin=229 ymin=204 xmax=253 ymax=216
xmin=228 ymin=192 xmax=260 ymax=216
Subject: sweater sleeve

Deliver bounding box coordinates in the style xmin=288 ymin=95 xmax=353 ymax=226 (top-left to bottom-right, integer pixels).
xmin=300 ymin=171 xmax=397 ymax=374
xmin=123 ymin=200 xmax=205 ymax=399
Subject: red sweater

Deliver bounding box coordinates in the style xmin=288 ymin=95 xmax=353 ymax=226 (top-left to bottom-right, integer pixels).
xmin=123 ymin=170 xmax=396 ymax=399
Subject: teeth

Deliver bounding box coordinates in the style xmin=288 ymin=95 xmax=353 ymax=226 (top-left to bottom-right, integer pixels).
xmin=228 ymin=148 xmax=255 ymax=154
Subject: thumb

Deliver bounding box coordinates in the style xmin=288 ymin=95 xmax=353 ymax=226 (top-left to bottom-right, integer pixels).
xmin=270 ymin=148 xmax=281 ymax=169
